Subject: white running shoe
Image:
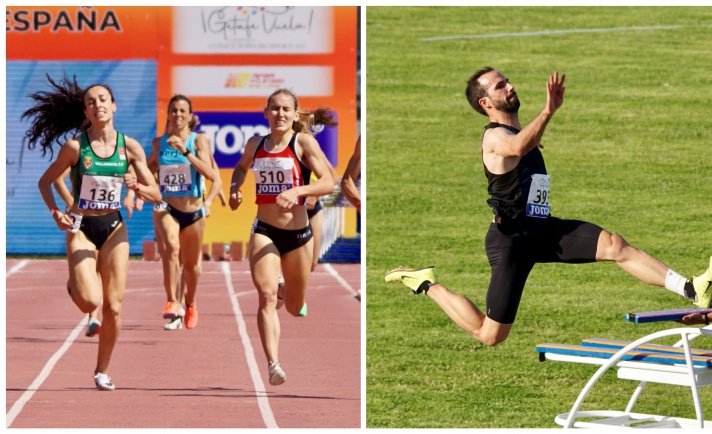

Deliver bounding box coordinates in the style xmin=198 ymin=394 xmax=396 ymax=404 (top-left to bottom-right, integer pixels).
xmin=93 ymin=373 xmax=115 ymax=391
xmin=85 ymin=317 xmax=101 ymax=337
xmin=177 ymin=303 xmax=186 ymax=317
xmin=276 ymin=275 xmax=285 ymax=310
xmin=268 ymin=361 xmax=286 ymax=386
xmin=164 ymin=316 xmax=184 ymax=331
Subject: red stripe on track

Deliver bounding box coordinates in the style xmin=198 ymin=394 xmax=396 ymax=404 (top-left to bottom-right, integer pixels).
xmin=5 ymin=259 xmax=361 ymax=428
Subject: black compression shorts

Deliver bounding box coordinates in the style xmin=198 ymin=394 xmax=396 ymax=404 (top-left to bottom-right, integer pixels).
xmin=155 ymin=201 xmax=205 ymax=230
xmin=251 ymin=219 xmax=313 ymax=255
xmin=79 ymin=212 xmax=123 ymax=250
xmin=484 ymin=216 xmax=603 ymax=324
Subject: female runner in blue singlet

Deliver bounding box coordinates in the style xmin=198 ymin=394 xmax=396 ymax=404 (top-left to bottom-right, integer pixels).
xmin=147 ymin=95 xmax=218 ymax=330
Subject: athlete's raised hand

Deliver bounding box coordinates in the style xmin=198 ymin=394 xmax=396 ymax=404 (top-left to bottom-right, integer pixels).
xmin=545 ymin=70 xmax=566 ymax=115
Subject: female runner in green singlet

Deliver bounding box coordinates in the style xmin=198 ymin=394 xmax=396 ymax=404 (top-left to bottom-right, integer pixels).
xmin=25 ymin=75 xmax=161 ymax=390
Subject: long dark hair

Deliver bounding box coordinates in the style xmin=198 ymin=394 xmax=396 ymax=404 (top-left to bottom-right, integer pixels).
xmin=266 ymin=88 xmax=338 ymax=134
xmin=22 ymin=74 xmax=115 ymax=159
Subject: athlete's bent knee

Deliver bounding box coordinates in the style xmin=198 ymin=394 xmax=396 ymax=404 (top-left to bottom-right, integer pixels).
xmin=478 ymin=333 xmax=508 ymax=347
xmin=598 ymin=231 xmax=630 ymax=261
xmin=70 ymin=287 xmax=102 ymax=313
xmin=77 ymin=299 xmax=101 ymax=314
xmin=609 ymin=233 xmax=630 ymax=259
xmin=476 ymin=321 xmax=511 ymax=346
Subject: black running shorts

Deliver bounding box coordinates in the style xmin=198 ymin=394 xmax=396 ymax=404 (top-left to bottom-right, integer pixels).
xmin=79 ymin=211 xmax=123 ymax=250
xmin=251 ymin=219 xmax=313 ymax=255
xmin=484 ymin=216 xmax=603 ymax=324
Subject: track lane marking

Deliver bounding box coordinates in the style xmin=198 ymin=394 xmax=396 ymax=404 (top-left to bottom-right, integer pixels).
xmin=420 ymin=24 xmax=704 ymax=42
xmin=221 ymin=262 xmax=278 ymax=429
xmin=323 ymin=263 xmax=360 ymax=297
xmin=6 ymin=260 xmax=29 ymax=277
xmin=6 ymin=317 xmax=85 ymax=428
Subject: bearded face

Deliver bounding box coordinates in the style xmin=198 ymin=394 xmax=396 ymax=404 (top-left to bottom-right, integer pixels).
xmin=491 ymin=91 xmax=520 ymax=114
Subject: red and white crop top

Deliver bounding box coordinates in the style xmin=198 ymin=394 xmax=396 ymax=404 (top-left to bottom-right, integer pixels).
xmin=252 ymin=132 xmax=312 ymax=205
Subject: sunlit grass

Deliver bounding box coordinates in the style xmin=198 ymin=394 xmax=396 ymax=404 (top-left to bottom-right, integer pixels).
xmin=366 ymin=6 xmax=712 ymax=428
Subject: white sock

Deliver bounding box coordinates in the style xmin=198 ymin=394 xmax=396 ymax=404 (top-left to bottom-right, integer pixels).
xmin=665 ymin=269 xmax=689 ymax=298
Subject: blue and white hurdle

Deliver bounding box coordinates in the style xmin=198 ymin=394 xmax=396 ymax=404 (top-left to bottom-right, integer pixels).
xmin=536 ymin=309 xmax=712 ymax=429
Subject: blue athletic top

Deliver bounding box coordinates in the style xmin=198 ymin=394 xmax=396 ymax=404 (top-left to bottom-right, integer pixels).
xmin=157 ymin=132 xmax=203 ymax=198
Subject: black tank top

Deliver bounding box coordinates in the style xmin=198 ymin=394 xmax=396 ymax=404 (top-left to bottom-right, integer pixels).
xmin=482 ymin=122 xmax=548 ymax=235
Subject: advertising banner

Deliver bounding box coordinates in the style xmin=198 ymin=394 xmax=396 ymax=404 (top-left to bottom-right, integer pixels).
xmin=157 ymin=6 xmax=357 ymax=247
xmin=6 ymin=6 xmax=159 ymax=60
xmin=196 ymin=111 xmax=338 ymax=170
xmin=172 ymin=6 xmax=334 ymax=54
xmin=173 ymin=66 xmax=333 ymax=97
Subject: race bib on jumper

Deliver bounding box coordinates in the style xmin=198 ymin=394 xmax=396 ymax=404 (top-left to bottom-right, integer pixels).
xmin=159 ymin=164 xmax=193 ymax=193
xmin=77 ymin=175 xmax=123 ymax=210
xmin=526 ymin=174 xmax=550 ymax=218
xmin=254 ymin=157 xmax=296 ymax=199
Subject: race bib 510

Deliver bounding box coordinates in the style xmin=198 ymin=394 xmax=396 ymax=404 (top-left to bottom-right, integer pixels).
xmin=254 ymin=157 xmax=296 ymax=199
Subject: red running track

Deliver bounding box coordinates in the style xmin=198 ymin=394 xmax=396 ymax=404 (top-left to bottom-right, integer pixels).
xmin=5 ymin=259 xmax=361 ymax=428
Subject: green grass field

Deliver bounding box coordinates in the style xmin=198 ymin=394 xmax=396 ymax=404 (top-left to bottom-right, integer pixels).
xmin=365 ymin=6 xmax=712 ymax=428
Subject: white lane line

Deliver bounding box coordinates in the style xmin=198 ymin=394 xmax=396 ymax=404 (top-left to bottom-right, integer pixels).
xmin=220 ymin=262 xmax=278 ymax=429
xmin=323 ymin=263 xmax=359 ymax=298
xmin=6 ymin=317 xmax=85 ymax=428
xmin=6 ymin=260 xmax=29 ymax=278
xmin=420 ymin=24 xmax=692 ymax=42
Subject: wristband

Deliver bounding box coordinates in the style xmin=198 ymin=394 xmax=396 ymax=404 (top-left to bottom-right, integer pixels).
xmin=51 ymin=207 xmax=60 ymax=216
xmin=134 ymin=182 xmax=141 ymax=193
xmin=182 ymin=149 xmax=191 ymax=157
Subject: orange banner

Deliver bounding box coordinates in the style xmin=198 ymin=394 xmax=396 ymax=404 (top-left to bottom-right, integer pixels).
xmin=6 ymin=6 xmax=159 ymax=60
